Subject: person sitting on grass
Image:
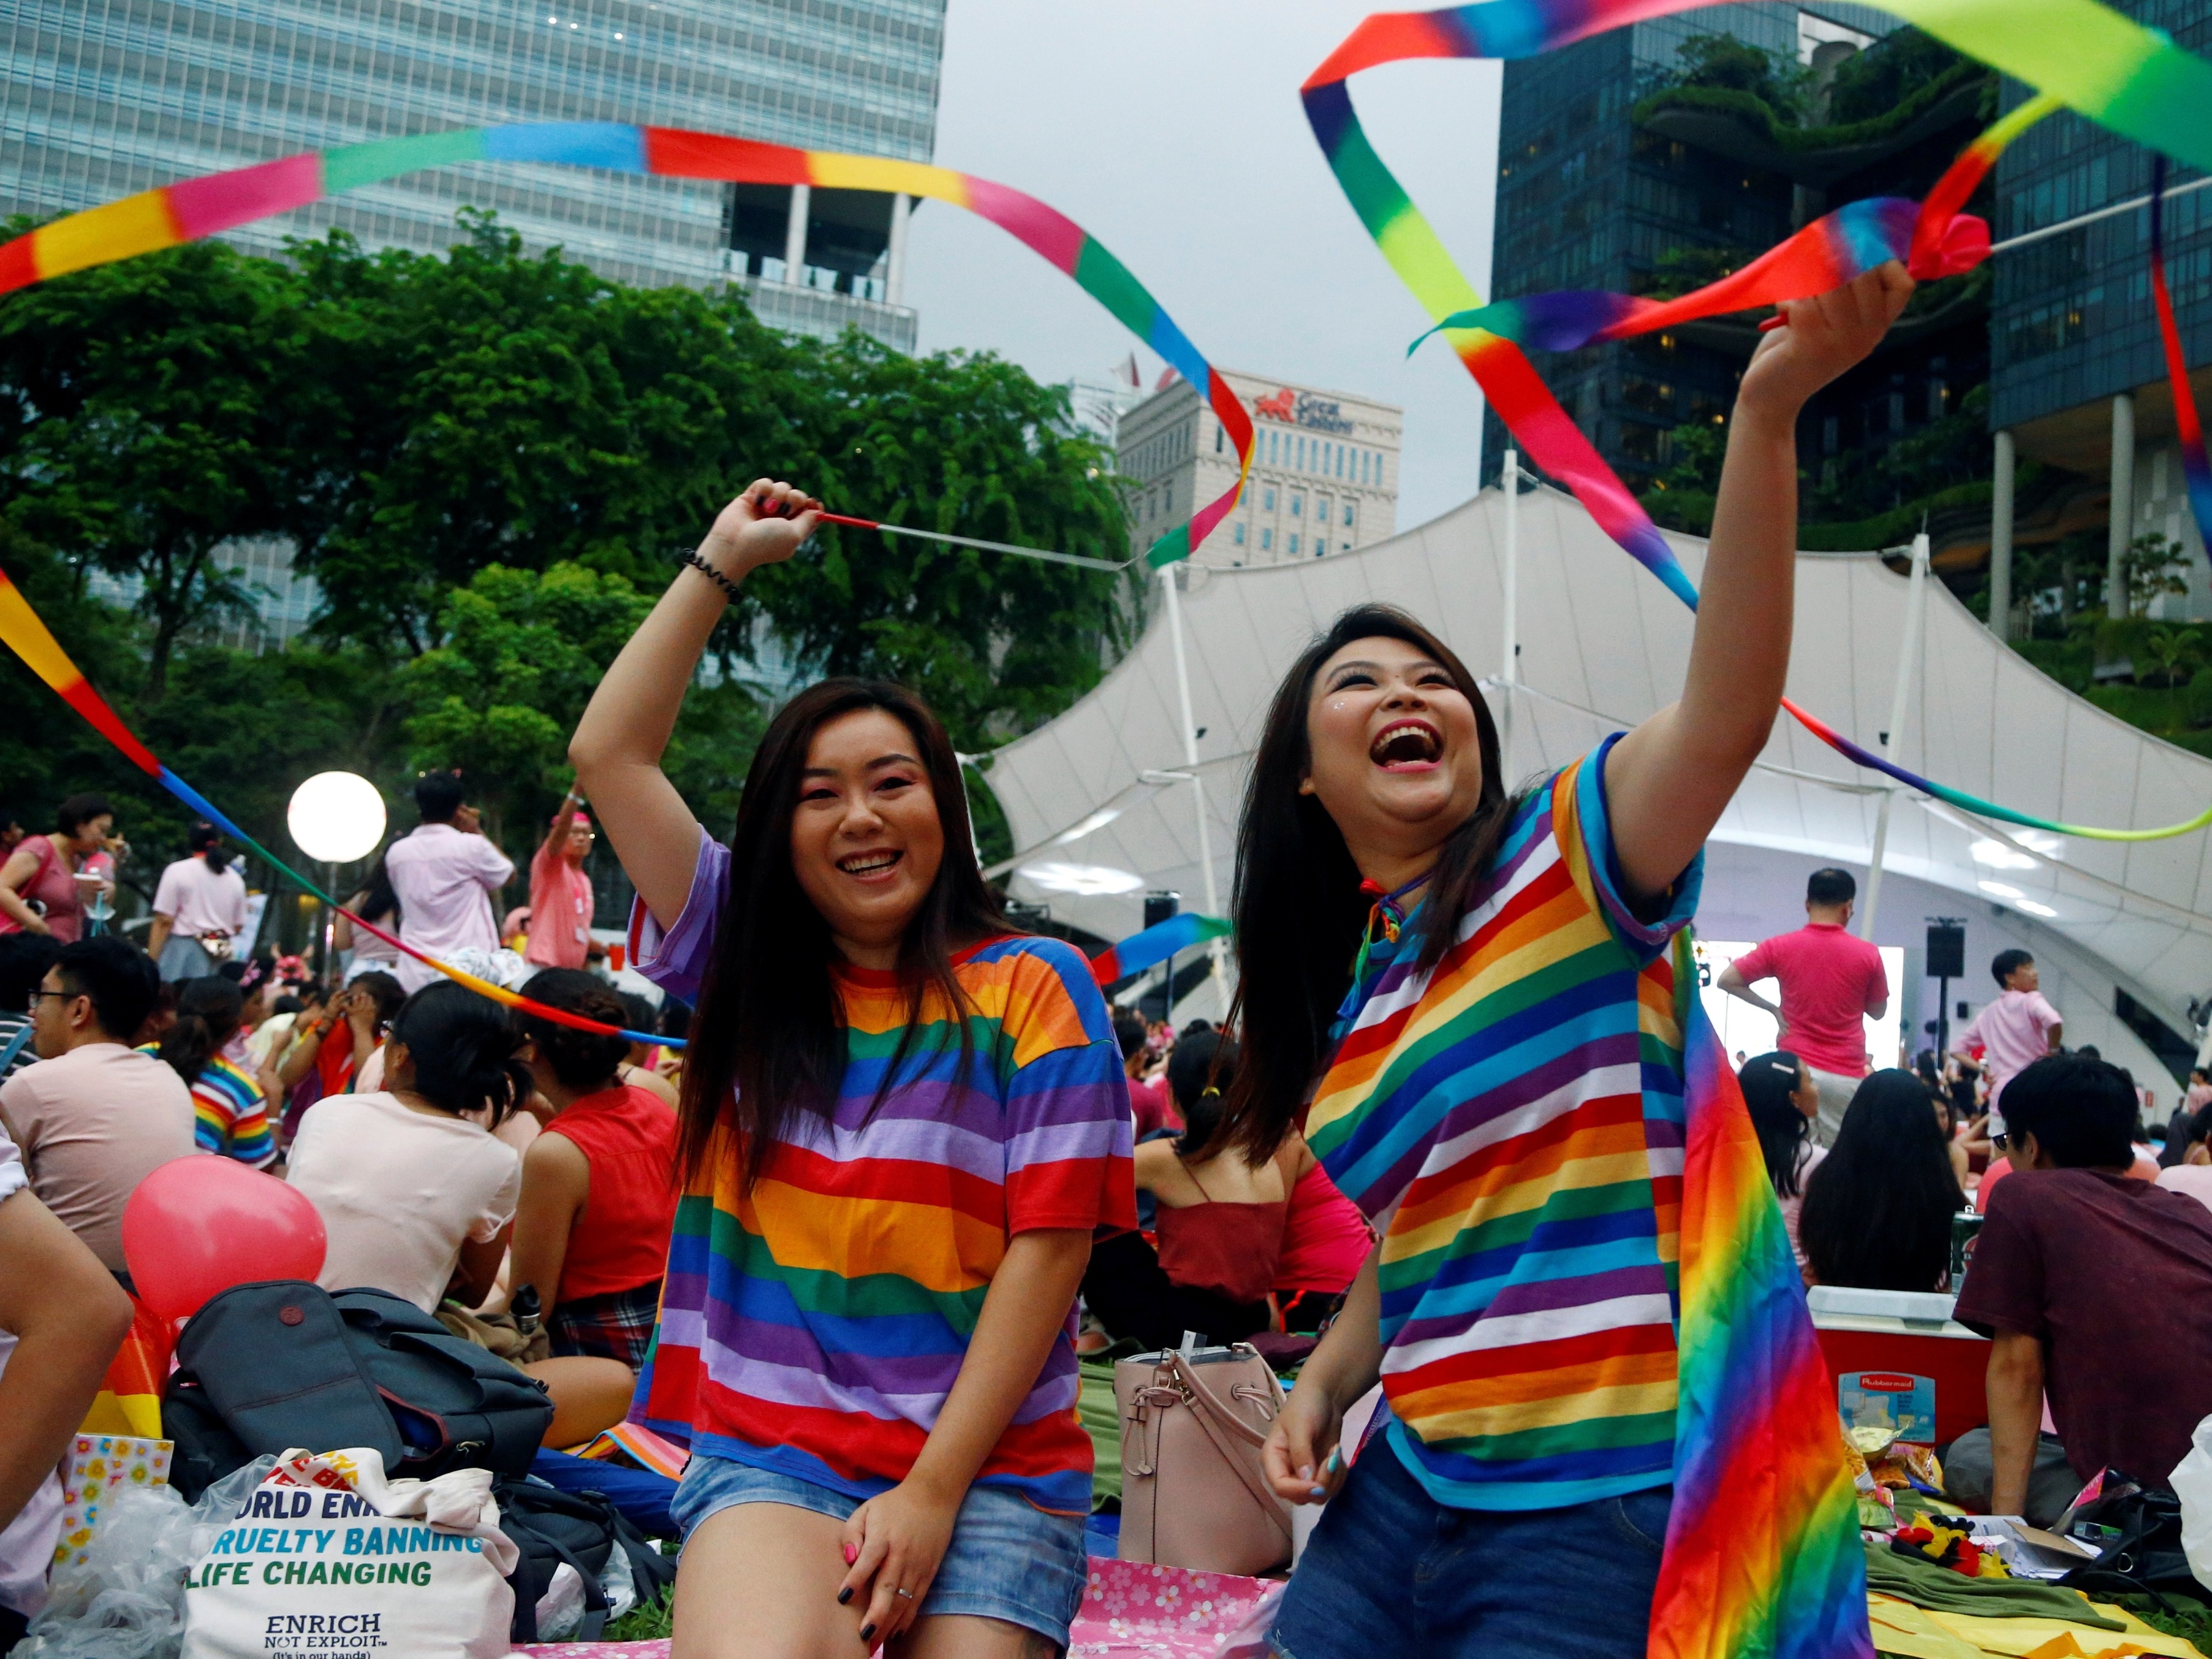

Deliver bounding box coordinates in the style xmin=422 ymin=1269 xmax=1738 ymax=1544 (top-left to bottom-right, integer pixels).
xmin=1954 ymin=1054 xmax=2212 ymax=1521
xmin=509 ymin=969 xmax=680 ymax=1371
xmin=284 ymin=978 xmax=635 ymax=1447
xmin=0 ymin=1115 xmax=134 ymax=1648
xmin=1797 ymin=1068 xmax=1964 ymax=1293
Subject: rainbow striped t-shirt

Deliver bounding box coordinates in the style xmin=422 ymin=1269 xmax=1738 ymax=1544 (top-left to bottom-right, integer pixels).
xmin=631 ymin=835 xmax=1135 ymax=1514
xmin=1307 ymin=737 xmax=1701 ymax=1512
xmin=137 ymin=1047 xmax=274 ymax=1167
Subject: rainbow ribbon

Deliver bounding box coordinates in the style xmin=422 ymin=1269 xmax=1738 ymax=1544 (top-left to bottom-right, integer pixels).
xmin=0 ymin=124 xmax=1271 ymax=1030
xmin=1307 ymin=5 xmax=2212 ymax=842
xmin=1407 ymin=195 xmax=1970 ymax=358
xmin=0 ymin=569 xmax=672 ymax=1045
xmin=1406 ymin=95 xmax=2068 ymax=365
xmin=1087 ymin=911 xmax=1231 ymax=986
xmin=0 ymin=122 xmax=1250 ymax=571
xmin=1664 ymin=933 xmax=1869 ymax=1659
xmin=2151 ymin=158 xmax=2212 ymax=557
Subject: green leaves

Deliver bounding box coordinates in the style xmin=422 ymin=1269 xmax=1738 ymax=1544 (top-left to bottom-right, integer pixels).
xmin=0 ymin=209 xmax=1129 ymax=887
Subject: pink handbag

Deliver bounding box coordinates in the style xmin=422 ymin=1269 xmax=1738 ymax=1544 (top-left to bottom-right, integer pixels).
xmin=1116 ymin=1344 xmax=1293 ymax=1576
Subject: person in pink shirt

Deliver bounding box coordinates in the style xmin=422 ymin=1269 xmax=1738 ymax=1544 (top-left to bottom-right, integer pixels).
xmin=524 ymin=790 xmax=597 ymax=970
xmin=384 ymin=773 xmax=515 ymax=994
xmin=1951 ymin=949 xmax=2061 ymax=1132
xmin=1718 ymin=867 xmax=1888 ymax=1144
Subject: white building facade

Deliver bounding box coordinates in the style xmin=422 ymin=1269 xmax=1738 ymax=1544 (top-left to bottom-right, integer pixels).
xmin=1116 ymin=370 xmax=1400 ymax=566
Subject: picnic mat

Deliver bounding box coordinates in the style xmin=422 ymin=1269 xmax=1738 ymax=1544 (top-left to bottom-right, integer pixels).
xmin=513 ymin=1556 xmax=1281 ymax=1658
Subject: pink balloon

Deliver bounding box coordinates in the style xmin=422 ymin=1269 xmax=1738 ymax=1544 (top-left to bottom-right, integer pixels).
xmin=123 ymin=1155 xmax=326 ymax=1321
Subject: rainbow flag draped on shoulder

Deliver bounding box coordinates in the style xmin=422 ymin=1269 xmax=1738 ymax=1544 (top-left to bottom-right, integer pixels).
xmin=1658 ymin=930 xmax=1868 ymax=1659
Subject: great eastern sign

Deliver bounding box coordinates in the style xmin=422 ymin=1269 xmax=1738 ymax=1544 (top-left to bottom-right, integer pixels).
xmin=1251 ymin=388 xmax=1355 ymax=435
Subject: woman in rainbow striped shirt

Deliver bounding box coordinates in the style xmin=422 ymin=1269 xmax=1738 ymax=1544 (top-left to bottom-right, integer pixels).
xmin=572 ymin=481 xmax=1136 ymax=1659
xmin=1225 ymin=266 xmax=1913 ymax=1659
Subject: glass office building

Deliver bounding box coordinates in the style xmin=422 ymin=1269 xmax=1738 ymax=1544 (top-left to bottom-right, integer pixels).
xmin=1481 ymin=4 xmax=1901 ymax=492
xmin=0 ymin=0 xmax=945 ymax=349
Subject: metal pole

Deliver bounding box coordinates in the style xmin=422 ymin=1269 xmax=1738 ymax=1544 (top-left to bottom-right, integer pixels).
xmin=2109 ymin=391 xmax=2135 ymax=617
xmin=1500 ymin=448 xmax=1520 ymax=784
xmin=1859 ymin=532 xmax=1931 ymax=941
xmin=1989 ymin=429 xmax=2015 ymax=644
xmin=1160 ymin=564 xmax=1226 ymax=1015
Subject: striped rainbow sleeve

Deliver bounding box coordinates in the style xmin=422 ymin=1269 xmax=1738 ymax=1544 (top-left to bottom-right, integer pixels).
xmin=985 ymin=939 xmax=1138 ymax=1237
xmin=1558 ymin=735 xmax=1703 ymax=964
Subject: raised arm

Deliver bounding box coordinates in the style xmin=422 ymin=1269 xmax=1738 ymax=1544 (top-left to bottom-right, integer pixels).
xmin=569 ymin=479 xmax=821 ymax=927
xmin=1604 ymin=264 xmax=1913 ymax=903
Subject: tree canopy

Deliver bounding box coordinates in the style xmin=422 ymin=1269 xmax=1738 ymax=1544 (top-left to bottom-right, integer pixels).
xmin=0 ymin=215 xmax=1129 ymax=911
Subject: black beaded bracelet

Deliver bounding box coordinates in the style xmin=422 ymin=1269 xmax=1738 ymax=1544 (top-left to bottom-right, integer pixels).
xmin=678 ymin=547 xmax=744 ymax=602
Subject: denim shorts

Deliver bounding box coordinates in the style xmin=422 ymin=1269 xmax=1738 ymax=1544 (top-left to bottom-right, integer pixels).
xmin=671 ymin=1453 xmax=1089 ymax=1650
xmin=1271 ymin=1435 xmax=1672 ymax=1659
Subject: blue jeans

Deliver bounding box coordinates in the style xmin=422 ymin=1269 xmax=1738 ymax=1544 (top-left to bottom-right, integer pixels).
xmin=1271 ymin=1439 xmax=1672 ymax=1659
xmin=671 ymin=1454 xmax=1088 ymax=1651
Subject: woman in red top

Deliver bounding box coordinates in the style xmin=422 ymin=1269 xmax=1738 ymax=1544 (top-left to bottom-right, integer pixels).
xmin=509 ymin=969 xmax=680 ymax=1370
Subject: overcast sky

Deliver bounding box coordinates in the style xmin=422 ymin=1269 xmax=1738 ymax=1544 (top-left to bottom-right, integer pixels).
xmin=900 ymin=2 xmax=1504 ymax=533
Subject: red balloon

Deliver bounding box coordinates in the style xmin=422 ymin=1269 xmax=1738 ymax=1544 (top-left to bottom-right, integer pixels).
xmin=123 ymin=1155 xmax=326 ymax=1321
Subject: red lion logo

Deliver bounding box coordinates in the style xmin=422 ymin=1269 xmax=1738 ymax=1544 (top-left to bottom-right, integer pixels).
xmin=1253 ymin=388 xmax=1295 ymax=421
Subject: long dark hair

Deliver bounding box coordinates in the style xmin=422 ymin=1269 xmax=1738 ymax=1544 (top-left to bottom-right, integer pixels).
xmin=1739 ymin=1049 xmax=1812 ymax=1198
xmin=358 ymin=857 xmax=400 ymax=927
xmin=677 ymin=678 xmax=1011 ymax=1190
xmin=387 ymin=980 xmax=530 ymax=1125
xmin=158 ymin=975 xmax=244 ymax=1087
xmin=1220 ymin=604 xmax=1522 ymax=1160
xmin=1798 ymin=1068 xmax=1963 ymax=1292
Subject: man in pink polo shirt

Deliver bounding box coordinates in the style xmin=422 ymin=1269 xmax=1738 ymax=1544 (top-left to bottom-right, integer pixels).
xmin=1719 ymin=867 xmax=1889 ymax=1144
xmin=1954 ymin=948 xmax=2062 ymax=1141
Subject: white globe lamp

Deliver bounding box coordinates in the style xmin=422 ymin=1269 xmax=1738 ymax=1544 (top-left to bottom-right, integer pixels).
xmin=288 ymin=771 xmax=386 ymax=864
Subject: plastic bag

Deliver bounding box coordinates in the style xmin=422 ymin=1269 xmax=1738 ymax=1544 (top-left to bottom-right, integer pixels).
xmin=179 ymin=1446 xmax=516 ymax=1659
xmin=20 ymin=1458 xmax=277 ymax=1659
xmin=2173 ymin=1412 xmax=2212 ymax=1593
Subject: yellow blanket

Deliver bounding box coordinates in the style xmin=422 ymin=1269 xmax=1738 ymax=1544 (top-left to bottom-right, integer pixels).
xmin=1871 ymin=1591 xmax=2206 ymax=1659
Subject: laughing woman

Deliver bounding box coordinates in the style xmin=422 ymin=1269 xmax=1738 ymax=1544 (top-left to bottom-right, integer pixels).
xmin=1222 ymin=266 xmax=1913 ymax=1659
xmin=569 ymin=482 xmax=1134 ymax=1659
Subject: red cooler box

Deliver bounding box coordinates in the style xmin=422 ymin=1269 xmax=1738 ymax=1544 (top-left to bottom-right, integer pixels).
xmin=1807 ymin=1285 xmax=1989 ymax=1446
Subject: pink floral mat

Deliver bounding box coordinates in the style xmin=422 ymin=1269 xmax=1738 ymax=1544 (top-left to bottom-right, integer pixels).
xmin=514 ymin=1556 xmax=1282 ymax=1658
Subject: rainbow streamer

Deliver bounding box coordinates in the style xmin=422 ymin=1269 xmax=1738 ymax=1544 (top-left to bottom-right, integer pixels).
xmin=0 ymin=122 xmax=1250 ymax=571
xmin=1304 ymin=1 xmax=2212 ymax=175
xmin=1409 ymin=197 xmax=1950 ymax=357
xmin=78 ymin=1296 xmax=173 ymax=1439
xmin=1408 ymin=97 xmax=2064 ymax=361
xmin=1087 ymin=911 xmax=1231 ymax=986
xmin=0 ymin=568 xmax=673 ymax=1045
xmin=1307 ymin=5 xmax=2212 ymax=842
xmin=1661 ymin=933 xmax=1868 ymax=1659
xmin=2151 ymin=158 xmax=2212 ymax=559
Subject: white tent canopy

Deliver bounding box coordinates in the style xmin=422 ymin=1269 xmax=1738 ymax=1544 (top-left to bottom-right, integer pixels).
xmin=986 ymin=485 xmax=2212 ymax=1049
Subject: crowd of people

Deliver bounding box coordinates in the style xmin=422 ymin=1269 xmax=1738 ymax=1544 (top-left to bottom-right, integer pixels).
xmin=2 ymin=262 xmax=2211 ymax=1658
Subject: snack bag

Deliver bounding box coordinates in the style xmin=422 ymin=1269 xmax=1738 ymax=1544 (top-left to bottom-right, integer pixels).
xmin=181 ymin=1447 xmax=515 ymax=1659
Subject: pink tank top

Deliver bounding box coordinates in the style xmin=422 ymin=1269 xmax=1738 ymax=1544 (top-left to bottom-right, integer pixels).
xmin=0 ymin=836 xmax=83 ymax=942
xmin=1273 ymin=1164 xmax=1373 ymax=1294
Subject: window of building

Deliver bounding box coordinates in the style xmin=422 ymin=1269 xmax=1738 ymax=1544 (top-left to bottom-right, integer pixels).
xmin=1215 ymin=426 xmax=1224 ymax=453
xmin=1289 ymin=533 xmax=1300 ymax=555
xmin=1163 ymin=481 xmax=1173 ymax=514
xmin=1315 ymin=540 xmax=1327 ymax=557
xmin=1264 ymin=487 xmax=1276 ymax=510
xmin=1343 ymin=502 xmax=1355 ymax=527
xmin=1318 ymin=495 xmax=1332 ymax=527
xmin=1261 ymin=528 xmax=1273 ymax=551
xmin=1290 ymin=493 xmax=1303 ymax=517
xmin=1233 ymin=521 xmax=1246 ymax=546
